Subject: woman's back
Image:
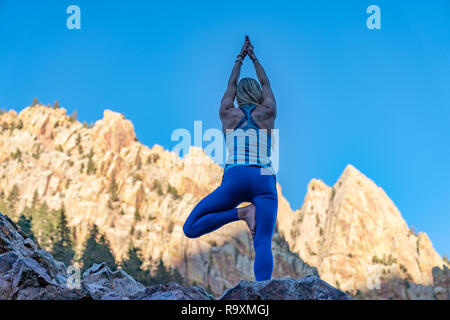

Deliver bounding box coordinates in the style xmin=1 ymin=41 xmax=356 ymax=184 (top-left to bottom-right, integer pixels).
xmin=223 ymin=103 xmax=275 ymax=174
xmin=221 ymin=103 xmax=275 ymax=133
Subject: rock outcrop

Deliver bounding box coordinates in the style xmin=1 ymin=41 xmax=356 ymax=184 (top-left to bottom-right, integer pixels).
xmin=0 ymin=212 xmax=89 ymax=299
xmin=276 ymin=164 xmax=448 ymax=297
xmin=0 ymin=212 xmax=348 ymax=300
xmin=219 ymin=276 xmax=350 ymax=300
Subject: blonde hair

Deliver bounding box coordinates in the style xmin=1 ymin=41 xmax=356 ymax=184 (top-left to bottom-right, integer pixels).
xmin=236 ymin=77 xmax=263 ymax=106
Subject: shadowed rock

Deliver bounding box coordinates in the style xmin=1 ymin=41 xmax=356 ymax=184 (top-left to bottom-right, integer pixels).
xmin=1 ymin=212 xmax=350 ymax=300
xmin=219 ymin=276 xmax=351 ymax=300
xmin=130 ymin=282 xmax=215 ymax=300
xmin=3 ymin=211 xmax=446 ymax=300
xmin=432 ymin=265 xmax=449 ymax=300
xmin=82 ymin=262 xmax=145 ymax=299
xmin=0 ymin=212 xmax=89 ymax=300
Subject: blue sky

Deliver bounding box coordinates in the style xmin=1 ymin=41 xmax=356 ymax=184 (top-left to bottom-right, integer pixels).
xmin=0 ymin=1 xmax=449 ymax=256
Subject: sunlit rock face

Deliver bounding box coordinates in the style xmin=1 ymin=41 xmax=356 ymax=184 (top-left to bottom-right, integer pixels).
xmin=276 ymin=164 xmax=447 ymax=297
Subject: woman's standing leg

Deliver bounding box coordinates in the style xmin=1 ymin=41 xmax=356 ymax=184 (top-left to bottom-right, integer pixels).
xmin=251 ymin=173 xmax=278 ymax=281
xmin=183 ymin=169 xmax=247 ymax=239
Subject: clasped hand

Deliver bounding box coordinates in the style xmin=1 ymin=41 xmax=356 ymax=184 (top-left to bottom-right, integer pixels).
xmin=239 ymin=35 xmax=257 ymax=61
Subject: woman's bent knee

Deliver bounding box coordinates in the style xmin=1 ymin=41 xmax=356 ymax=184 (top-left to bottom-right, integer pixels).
xmin=183 ymin=223 xmax=199 ymax=239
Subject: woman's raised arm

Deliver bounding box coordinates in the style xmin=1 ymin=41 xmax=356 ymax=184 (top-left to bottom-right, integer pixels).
xmin=247 ymin=38 xmax=277 ymax=117
xmin=220 ymin=37 xmax=249 ymax=118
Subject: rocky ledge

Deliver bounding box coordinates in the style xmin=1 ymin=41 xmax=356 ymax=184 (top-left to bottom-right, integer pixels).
xmin=0 ymin=212 xmax=349 ymax=300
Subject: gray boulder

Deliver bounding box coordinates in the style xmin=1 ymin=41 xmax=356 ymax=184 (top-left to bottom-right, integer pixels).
xmin=219 ymin=276 xmax=351 ymax=300
xmin=82 ymin=262 xmax=145 ymax=299
xmin=131 ymin=282 xmax=215 ymax=300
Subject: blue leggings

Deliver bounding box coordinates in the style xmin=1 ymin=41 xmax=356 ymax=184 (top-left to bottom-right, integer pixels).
xmin=183 ymin=165 xmax=278 ymax=281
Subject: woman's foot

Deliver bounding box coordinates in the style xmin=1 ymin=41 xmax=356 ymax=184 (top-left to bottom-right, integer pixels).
xmin=238 ymin=204 xmax=256 ymax=239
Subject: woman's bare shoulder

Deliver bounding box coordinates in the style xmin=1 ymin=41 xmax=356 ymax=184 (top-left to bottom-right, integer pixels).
xmin=220 ymin=107 xmax=244 ymax=130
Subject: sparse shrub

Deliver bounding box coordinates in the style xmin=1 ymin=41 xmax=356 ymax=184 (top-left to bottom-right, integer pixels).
xmin=1 ymin=122 xmax=9 ymax=131
xmin=31 ymin=190 xmax=39 ymax=209
xmin=167 ymin=184 xmax=179 ymax=199
xmin=86 ymin=149 xmax=96 ymax=175
xmin=136 ymin=156 xmax=142 ymax=170
xmin=152 ymin=180 xmax=163 ymax=196
xmin=386 ymin=253 xmax=397 ymax=265
xmin=9 ymin=122 xmax=16 ymax=134
xmin=8 ymin=184 xmax=20 ymax=206
xmin=133 ymin=174 xmax=142 ymax=184
xmin=209 ymin=240 xmax=217 ymax=247
xmin=32 ymin=144 xmax=42 ymax=159
xmin=147 ymin=153 xmax=160 ymax=164
xmin=11 ymin=148 xmax=22 ymax=161
xmin=68 ymin=110 xmax=77 ymax=122
xmin=32 ymin=98 xmax=39 ymax=106
xmin=409 ymin=227 xmax=418 ymax=236
xmin=399 ymin=264 xmax=408 ymax=273
xmin=444 ymin=254 xmax=450 ymax=265
xmin=110 ymin=175 xmax=119 ymax=202
xmin=167 ymin=221 xmax=174 ymax=233
xmin=290 ymin=228 xmax=299 ymax=239
xmin=134 ymin=208 xmax=141 ymax=222
xmin=372 ymin=254 xmax=397 ymax=266
xmin=53 ymin=101 xmax=60 ymax=109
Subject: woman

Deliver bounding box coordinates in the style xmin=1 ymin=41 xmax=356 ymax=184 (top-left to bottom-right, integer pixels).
xmin=183 ymin=35 xmax=278 ymax=281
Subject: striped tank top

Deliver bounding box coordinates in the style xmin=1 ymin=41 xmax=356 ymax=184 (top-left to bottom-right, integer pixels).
xmin=224 ymin=103 xmax=275 ymax=175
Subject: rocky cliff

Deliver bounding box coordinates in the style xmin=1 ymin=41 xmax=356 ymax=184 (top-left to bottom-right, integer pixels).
xmin=276 ymin=164 xmax=448 ymax=298
xmin=0 ymin=104 xmax=448 ymax=299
